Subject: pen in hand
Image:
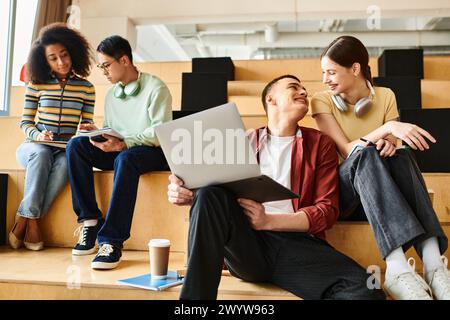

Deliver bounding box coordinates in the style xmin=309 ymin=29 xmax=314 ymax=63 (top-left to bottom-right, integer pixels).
xmin=42 ymin=124 xmax=54 ymax=141
xmin=359 ymin=137 xmax=376 ymax=147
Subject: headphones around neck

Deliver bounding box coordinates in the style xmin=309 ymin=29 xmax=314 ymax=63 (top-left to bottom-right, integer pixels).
xmin=114 ymin=72 xmax=141 ymax=99
xmin=331 ymin=80 xmax=375 ymax=118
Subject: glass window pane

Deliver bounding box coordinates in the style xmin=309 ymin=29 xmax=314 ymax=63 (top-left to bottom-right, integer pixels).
xmin=12 ymin=0 xmax=38 ymax=86
xmin=0 ymin=0 xmax=11 ymax=111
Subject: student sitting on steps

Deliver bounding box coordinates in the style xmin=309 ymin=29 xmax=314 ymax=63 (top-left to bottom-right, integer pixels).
xmin=167 ymin=74 xmax=386 ymax=300
xmin=67 ymin=35 xmax=172 ymax=270
xmin=311 ymin=35 xmax=450 ymax=300
xmin=10 ymin=23 xmax=95 ymax=252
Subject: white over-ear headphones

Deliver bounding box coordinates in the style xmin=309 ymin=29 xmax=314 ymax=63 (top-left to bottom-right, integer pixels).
xmin=331 ymin=80 xmax=375 ymax=118
xmin=114 ymin=71 xmax=141 ymax=99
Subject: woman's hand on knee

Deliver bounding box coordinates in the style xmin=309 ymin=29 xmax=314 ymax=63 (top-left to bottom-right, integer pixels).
xmin=168 ymin=174 xmax=194 ymax=206
xmin=375 ymin=139 xmax=396 ymax=157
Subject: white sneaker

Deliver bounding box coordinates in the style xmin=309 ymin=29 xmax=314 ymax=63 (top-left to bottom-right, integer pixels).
xmin=427 ymin=256 xmax=450 ymax=300
xmin=384 ymin=257 xmax=433 ymax=300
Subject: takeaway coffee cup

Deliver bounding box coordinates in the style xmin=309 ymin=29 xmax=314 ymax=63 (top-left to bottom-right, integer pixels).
xmin=149 ymin=239 xmax=170 ymax=279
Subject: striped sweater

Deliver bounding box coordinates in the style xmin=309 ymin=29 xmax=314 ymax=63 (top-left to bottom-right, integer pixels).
xmin=20 ymin=76 xmax=95 ymax=141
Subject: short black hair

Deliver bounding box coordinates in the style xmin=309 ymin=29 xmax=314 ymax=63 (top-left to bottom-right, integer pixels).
xmin=97 ymin=35 xmax=133 ymax=63
xmin=27 ymin=23 xmax=93 ymax=84
xmin=261 ymin=75 xmax=301 ymax=112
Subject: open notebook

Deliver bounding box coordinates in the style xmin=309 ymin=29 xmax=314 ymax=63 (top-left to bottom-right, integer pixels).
xmin=31 ymin=140 xmax=68 ymax=149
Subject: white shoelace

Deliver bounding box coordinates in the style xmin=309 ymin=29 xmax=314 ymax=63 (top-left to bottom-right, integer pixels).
xmin=396 ymin=258 xmax=433 ymax=299
xmin=97 ymin=244 xmax=114 ymax=257
xmin=432 ymin=268 xmax=450 ymax=293
xmin=73 ymin=225 xmax=88 ymax=246
xmin=429 ymin=256 xmax=450 ymax=297
xmin=442 ymin=256 xmax=449 ymax=275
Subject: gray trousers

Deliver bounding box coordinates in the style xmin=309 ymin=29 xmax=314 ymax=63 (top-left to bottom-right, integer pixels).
xmin=339 ymin=147 xmax=448 ymax=258
xmin=180 ymin=186 xmax=386 ymax=300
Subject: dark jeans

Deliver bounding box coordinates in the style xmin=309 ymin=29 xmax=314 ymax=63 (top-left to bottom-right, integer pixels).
xmin=180 ymin=186 xmax=386 ymax=300
xmin=339 ymin=146 xmax=448 ymax=258
xmin=66 ymin=136 xmax=168 ymax=248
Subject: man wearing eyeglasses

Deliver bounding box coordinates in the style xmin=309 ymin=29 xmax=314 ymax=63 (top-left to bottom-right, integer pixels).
xmin=66 ymin=35 xmax=172 ymax=270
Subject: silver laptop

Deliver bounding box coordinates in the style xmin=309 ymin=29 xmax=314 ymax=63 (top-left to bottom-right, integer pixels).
xmin=155 ymin=102 xmax=298 ymax=203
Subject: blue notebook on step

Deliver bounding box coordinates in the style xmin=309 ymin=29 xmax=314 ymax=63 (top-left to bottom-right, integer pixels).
xmin=117 ymin=270 xmax=184 ymax=291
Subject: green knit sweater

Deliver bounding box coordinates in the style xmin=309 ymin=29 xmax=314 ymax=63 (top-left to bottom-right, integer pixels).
xmin=103 ymin=73 xmax=172 ymax=148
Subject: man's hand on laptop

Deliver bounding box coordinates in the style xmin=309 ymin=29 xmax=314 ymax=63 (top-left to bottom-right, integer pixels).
xmin=168 ymin=174 xmax=194 ymax=206
xmin=90 ymin=135 xmax=127 ymax=152
xmin=238 ymin=198 xmax=269 ymax=230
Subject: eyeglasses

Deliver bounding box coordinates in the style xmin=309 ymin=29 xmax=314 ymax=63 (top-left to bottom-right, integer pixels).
xmin=96 ymin=60 xmax=117 ymax=72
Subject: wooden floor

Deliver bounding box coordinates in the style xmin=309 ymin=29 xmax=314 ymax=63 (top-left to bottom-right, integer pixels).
xmin=0 ymin=247 xmax=298 ymax=300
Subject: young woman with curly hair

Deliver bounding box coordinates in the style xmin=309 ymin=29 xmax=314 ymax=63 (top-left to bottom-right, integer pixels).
xmin=9 ymin=23 xmax=96 ymax=251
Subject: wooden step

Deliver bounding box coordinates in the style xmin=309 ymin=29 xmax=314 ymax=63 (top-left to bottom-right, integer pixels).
xmin=327 ymin=222 xmax=450 ymax=272
xmin=10 ymin=78 xmax=450 ymax=118
xmin=4 ymin=170 xmax=191 ymax=252
xmin=0 ymin=247 xmax=298 ymax=300
xmin=233 ymin=58 xmax=379 ymax=81
xmin=4 ymin=169 xmax=450 ymax=253
xmin=1 ymin=226 xmax=448 ymax=300
xmin=423 ymin=173 xmax=450 ymax=223
xmin=228 ymin=80 xmax=328 ymax=97
xmin=83 ymin=56 xmax=450 ymax=86
xmin=424 ymin=56 xmax=450 ymax=81
xmin=0 ymin=114 xmax=315 ymax=170
xmin=421 ymin=80 xmax=450 ymax=108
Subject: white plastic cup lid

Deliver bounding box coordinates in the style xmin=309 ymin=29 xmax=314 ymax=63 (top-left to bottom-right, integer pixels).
xmin=148 ymin=239 xmax=170 ymax=247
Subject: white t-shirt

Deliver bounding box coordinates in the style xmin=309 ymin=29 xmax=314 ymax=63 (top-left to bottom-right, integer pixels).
xmin=259 ymin=134 xmax=295 ymax=214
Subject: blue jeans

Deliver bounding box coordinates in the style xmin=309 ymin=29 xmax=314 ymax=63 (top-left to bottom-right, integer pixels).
xmin=16 ymin=142 xmax=68 ymax=219
xmin=66 ymin=137 xmax=168 ymax=248
xmin=339 ymin=147 xmax=448 ymax=258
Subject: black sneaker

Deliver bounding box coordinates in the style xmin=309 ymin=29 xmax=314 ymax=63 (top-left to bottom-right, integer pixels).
xmin=72 ymin=219 xmax=103 ymax=256
xmin=91 ymin=244 xmax=122 ymax=270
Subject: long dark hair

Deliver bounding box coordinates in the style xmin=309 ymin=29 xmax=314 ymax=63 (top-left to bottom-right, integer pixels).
xmin=321 ymin=35 xmax=372 ymax=84
xmin=27 ymin=23 xmax=93 ymax=84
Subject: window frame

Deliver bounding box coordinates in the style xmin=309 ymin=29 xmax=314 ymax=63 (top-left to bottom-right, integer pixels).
xmin=0 ymin=0 xmax=17 ymax=116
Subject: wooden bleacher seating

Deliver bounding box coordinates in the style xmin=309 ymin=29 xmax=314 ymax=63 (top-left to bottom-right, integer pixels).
xmin=1 ymin=56 xmax=450 ymax=299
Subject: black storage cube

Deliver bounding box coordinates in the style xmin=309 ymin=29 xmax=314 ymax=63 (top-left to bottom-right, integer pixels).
xmin=378 ymin=49 xmax=423 ymax=78
xmin=181 ymin=72 xmax=228 ymax=111
xmin=373 ymin=76 xmax=422 ymax=109
xmin=399 ymin=108 xmax=450 ymax=172
xmin=192 ymin=57 xmax=235 ymax=81
xmin=0 ymin=174 xmax=7 ymax=246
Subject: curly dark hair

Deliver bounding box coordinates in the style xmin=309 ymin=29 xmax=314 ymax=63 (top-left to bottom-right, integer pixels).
xmin=27 ymin=23 xmax=93 ymax=84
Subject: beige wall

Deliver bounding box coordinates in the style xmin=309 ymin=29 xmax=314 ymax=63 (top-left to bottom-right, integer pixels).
xmin=75 ymin=0 xmax=450 ymax=22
